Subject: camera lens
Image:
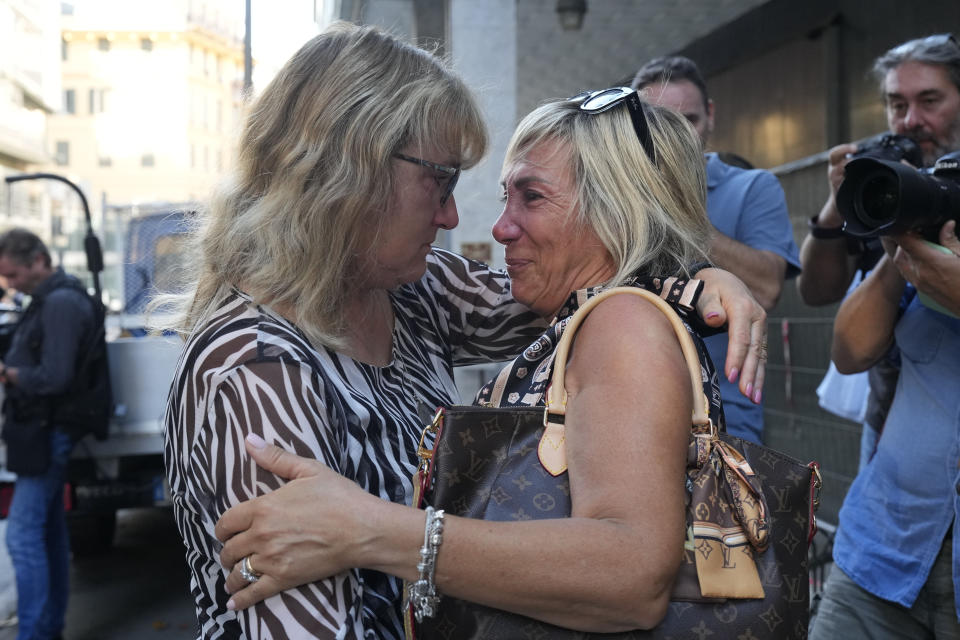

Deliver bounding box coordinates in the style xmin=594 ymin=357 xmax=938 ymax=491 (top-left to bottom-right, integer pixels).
xmin=855 ymin=170 xmax=899 ymax=227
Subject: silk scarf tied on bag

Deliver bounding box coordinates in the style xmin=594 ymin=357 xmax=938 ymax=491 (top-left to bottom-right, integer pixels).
xmin=407 ymin=287 xmax=821 ymax=640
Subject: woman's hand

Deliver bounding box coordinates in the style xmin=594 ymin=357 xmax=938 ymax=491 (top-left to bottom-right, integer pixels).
xmin=694 ymin=267 xmax=767 ymax=403
xmin=215 ymin=434 xmax=378 ymax=610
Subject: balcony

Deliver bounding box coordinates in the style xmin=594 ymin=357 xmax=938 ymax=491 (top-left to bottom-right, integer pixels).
xmin=0 ymin=103 xmax=48 ymax=165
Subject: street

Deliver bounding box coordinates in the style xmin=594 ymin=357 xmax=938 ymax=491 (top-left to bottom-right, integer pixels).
xmin=0 ymin=507 xmax=197 ymax=640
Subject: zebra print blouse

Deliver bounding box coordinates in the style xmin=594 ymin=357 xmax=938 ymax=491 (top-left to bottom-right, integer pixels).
xmin=164 ymin=249 xmax=702 ymax=639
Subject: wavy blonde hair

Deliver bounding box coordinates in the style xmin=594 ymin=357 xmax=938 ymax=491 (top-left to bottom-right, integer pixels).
xmin=158 ymin=22 xmax=487 ymax=348
xmin=501 ymin=94 xmax=710 ymax=286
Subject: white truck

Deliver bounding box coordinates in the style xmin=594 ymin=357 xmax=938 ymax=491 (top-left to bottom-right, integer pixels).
xmin=0 ymin=176 xmax=191 ymax=554
xmin=66 ymin=208 xmax=192 ymax=553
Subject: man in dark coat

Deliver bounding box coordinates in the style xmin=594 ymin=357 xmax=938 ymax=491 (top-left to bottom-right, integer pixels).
xmin=0 ymin=228 xmax=96 ymax=640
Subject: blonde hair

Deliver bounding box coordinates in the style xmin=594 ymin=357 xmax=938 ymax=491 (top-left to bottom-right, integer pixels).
xmin=158 ymin=22 xmax=487 ymax=348
xmin=502 ymin=95 xmax=710 ymax=286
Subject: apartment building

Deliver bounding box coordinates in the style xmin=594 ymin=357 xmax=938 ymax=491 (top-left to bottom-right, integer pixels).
xmin=0 ymin=0 xmax=61 ymax=234
xmin=49 ymin=0 xmax=246 ymax=205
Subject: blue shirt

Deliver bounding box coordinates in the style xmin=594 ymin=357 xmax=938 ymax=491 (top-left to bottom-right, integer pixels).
xmin=702 ymin=153 xmax=800 ymax=444
xmin=833 ymin=295 xmax=960 ymax=618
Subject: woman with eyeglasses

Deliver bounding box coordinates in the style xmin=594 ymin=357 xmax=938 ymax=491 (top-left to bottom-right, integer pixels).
xmin=163 ymin=22 xmax=766 ymax=640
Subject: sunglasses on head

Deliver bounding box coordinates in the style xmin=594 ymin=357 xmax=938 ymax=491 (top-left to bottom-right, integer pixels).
xmin=568 ymin=87 xmax=657 ymax=165
xmin=393 ymin=153 xmax=461 ymax=207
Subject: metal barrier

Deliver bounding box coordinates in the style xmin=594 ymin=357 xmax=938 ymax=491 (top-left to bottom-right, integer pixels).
xmin=765 ymin=153 xmax=865 ymax=527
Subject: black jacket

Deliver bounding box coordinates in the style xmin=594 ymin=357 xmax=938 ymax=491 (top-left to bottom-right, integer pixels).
xmin=3 ymin=269 xmax=97 ymax=450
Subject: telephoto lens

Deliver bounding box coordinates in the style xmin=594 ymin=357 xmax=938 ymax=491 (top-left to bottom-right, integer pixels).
xmin=837 ymin=151 xmax=960 ymax=239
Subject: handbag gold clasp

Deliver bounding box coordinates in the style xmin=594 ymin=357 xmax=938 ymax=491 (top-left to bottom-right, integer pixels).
xmin=810 ymin=462 xmax=823 ymax=510
xmin=416 ymin=408 xmax=444 ymax=473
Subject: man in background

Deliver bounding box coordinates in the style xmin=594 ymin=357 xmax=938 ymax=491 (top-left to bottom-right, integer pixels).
xmin=632 ymin=56 xmax=800 ymax=445
xmin=0 ymin=228 xmax=98 ymax=640
xmin=807 ymin=34 xmax=960 ymax=639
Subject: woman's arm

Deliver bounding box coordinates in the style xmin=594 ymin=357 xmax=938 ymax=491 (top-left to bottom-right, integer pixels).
xmin=693 ymin=267 xmax=768 ymax=401
xmin=427 ymin=250 xmax=767 ymax=404
xmin=218 ymin=295 xmax=690 ymax=632
xmin=430 ymin=294 xmax=689 ymax=630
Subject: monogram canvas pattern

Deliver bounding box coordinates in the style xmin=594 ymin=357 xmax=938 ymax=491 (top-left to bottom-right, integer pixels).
xmin=418 ymin=409 xmax=814 ymax=640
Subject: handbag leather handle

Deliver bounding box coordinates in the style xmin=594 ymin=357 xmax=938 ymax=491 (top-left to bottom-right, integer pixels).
xmin=544 ymin=286 xmax=711 ymax=427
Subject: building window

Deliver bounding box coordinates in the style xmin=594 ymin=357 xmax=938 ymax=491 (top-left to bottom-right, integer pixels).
xmin=98 ymin=156 xmax=112 ymax=167
xmin=141 ymin=38 xmax=153 ymax=52
xmin=61 ymin=38 xmax=69 ymax=61
xmin=55 ymin=141 xmax=70 ymax=166
xmin=98 ymin=37 xmax=110 ymax=52
xmin=141 ymin=153 xmax=155 ymax=167
xmin=88 ymin=89 xmax=107 ymax=114
xmin=64 ymin=89 xmax=76 ymax=114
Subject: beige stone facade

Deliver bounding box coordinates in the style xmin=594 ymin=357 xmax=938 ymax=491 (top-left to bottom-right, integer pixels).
xmin=48 ymin=0 xmax=246 ymax=206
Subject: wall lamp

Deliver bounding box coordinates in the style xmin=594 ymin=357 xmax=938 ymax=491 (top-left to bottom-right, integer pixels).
xmin=556 ymin=0 xmax=587 ymax=31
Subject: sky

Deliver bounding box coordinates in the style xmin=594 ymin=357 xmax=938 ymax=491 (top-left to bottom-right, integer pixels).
xmin=251 ymin=0 xmax=323 ymax=90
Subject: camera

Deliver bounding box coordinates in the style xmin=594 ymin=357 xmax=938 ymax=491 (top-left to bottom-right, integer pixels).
xmin=837 ymin=135 xmax=960 ymax=240
xmin=848 ymin=133 xmax=923 ymax=166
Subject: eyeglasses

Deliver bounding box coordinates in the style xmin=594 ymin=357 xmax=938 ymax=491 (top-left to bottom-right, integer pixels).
xmin=568 ymin=87 xmax=657 ymax=165
xmin=393 ymin=153 xmax=461 ymax=206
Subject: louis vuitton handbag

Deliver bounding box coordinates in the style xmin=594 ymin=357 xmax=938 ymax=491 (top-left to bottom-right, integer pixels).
xmin=406 ymin=287 xmax=821 ymax=640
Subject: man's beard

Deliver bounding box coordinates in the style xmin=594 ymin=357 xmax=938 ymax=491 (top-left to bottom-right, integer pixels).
xmin=905 ymin=118 xmax=960 ymax=167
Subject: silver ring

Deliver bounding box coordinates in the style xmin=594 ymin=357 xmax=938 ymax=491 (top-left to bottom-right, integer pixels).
xmin=238 ymin=555 xmax=261 ymax=584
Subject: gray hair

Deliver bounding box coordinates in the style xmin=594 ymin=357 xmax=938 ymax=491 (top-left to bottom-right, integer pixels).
xmin=873 ymin=34 xmax=960 ymax=92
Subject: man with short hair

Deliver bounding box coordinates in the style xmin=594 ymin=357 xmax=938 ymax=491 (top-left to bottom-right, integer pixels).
xmin=798 ymin=33 xmax=960 ymax=305
xmin=807 ymin=34 xmax=960 ymax=640
xmin=632 ymin=56 xmax=800 ymax=445
xmin=799 ymin=35 xmax=960 ymax=473
xmin=0 ymin=228 xmax=98 ymax=640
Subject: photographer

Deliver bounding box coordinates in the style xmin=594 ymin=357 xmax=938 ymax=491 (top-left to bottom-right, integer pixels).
xmin=802 ymin=36 xmax=959 ymax=484
xmin=807 ymin=35 xmax=960 ymax=640
xmin=799 ymin=34 xmax=960 ymax=304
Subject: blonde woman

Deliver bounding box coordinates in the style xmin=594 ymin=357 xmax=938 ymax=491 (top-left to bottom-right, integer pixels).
xmin=165 ymin=22 xmax=768 ymax=640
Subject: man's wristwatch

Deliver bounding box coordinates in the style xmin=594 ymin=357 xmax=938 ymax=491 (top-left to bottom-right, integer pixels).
xmin=808 ymin=216 xmax=846 ymax=240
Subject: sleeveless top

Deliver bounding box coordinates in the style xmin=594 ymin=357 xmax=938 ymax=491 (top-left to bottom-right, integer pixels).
xmin=475 ymin=278 xmax=725 ymax=434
